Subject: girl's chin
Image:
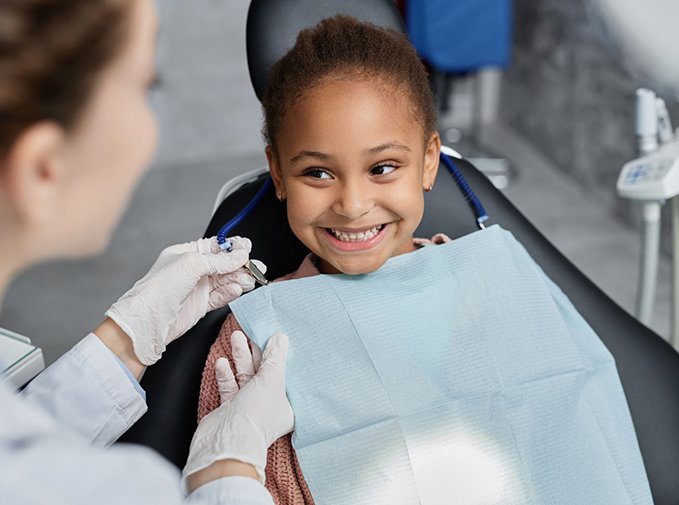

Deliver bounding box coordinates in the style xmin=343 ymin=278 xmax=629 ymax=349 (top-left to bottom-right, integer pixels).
xmin=318 ymin=255 xmax=387 ymax=275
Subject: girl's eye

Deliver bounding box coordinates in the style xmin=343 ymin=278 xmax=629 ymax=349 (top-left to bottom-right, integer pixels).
xmin=304 ymin=168 xmax=332 ymax=180
xmin=370 ymin=164 xmax=397 ymax=176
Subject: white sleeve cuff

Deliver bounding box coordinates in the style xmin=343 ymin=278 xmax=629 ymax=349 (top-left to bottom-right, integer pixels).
xmin=109 ymin=348 xmax=146 ymax=401
xmin=21 ymin=333 xmax=147 ymax=446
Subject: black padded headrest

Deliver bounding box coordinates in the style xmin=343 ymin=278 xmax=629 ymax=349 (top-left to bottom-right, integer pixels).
xmin=246 ymin=0 xmax=406 ymax=101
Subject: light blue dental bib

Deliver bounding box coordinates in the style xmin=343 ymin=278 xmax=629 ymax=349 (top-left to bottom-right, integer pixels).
xmin=230 ymin=226 xmax=652 ymax=504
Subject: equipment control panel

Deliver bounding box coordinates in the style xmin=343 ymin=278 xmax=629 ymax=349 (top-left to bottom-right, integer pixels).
xmin=618 ymin=139 xmax=679 ymax=200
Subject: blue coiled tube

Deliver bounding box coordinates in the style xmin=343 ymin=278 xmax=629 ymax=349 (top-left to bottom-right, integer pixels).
xmin=216 ymin=176 xmax=273 ymax=251
xmin=439 ymin=152 xmax=489 ymax=229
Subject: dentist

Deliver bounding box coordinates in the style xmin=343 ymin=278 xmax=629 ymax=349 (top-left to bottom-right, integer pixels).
xmin=0 ymin=0 xmax=292 ymax=503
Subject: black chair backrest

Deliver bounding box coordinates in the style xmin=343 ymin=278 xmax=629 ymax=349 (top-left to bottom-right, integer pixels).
xmin=247 ymin=0 xmax=405 ymax=100
xmin=121 ymin=2 xmax=679 ymax=503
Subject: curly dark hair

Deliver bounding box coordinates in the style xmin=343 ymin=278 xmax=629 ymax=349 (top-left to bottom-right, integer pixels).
xmin=0 ymin=0 xmax=132 ymax=155
xmin=262 ymin=15 xmax=437 ymax=150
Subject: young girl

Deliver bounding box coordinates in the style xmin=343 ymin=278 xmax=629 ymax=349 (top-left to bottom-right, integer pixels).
xmin=199 ymin=15 xmax=442 ymax=504
xmin=198 ymin=14 xmax=650 ymax=505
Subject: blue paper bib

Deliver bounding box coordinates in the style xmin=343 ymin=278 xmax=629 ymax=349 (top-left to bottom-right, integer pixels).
xmin=230 ymin=226 xmax=652 ymax=504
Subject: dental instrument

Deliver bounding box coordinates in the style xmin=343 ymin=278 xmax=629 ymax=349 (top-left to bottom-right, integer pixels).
xmin=617 ymin=88 xmax=679 ymax=345
xmin=216 ymin=177 xmax=273 ymax=286
xmin=244 ymin=259 xmax=269 ymax=286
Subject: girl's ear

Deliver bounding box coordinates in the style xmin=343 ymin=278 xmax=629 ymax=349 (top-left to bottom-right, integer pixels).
xmin=422 ymin=131 xmax=441 ymax=191
xmin=265 ymin=145 xmax=286 ymax=201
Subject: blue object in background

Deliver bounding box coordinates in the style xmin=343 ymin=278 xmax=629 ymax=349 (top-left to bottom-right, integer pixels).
xmin=406 ymin=0 xmax=512 ymax=71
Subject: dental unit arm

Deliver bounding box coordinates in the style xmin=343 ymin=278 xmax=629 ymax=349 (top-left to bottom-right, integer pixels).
xmin=617 ymin=88 xmax=679 ymax=345
xmin=588 ymin=0 xmax=679 ymax=345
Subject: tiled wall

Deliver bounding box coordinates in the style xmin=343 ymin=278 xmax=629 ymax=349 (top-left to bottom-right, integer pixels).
xmin=500 ymin=0 xmax=679 ymax=252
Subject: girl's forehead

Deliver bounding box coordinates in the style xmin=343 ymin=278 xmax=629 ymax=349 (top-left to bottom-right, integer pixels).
xmin=276 ymin=85 xmax=429 ymax=163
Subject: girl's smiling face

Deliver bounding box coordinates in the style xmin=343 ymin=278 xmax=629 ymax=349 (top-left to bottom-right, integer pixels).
xmin=267 ymin=77 xmax=440 ymax=275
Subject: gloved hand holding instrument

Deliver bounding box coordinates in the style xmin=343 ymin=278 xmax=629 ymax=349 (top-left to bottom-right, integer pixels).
xmin=98 ymin=236 xmax=267 ymax=371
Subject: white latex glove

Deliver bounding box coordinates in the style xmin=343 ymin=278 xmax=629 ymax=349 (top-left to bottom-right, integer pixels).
xmin=105 ymin=236 xmax=267 ymax=365
xmin=182 ymin=332 xmax=294 ymax=487
xmin=215 ymin=330 xmax=263 ymax=403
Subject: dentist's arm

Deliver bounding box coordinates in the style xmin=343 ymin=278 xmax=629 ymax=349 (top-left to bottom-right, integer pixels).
xmin=22 ymin=236 xmax=264 ymax=446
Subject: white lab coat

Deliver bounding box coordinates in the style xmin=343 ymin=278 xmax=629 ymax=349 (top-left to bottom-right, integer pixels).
xmin=0 ymin=333 xmax=273 ymax=505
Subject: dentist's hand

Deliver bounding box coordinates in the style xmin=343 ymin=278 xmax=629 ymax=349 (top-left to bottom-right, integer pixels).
xmin=100 ymin=236 xmax=266 ymax=367
xmin=183 ymin=332 xmax=294 ymax=492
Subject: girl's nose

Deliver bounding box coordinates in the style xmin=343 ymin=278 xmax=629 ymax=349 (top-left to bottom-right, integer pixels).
xmin=331 ymin=180 xmax=375 ymax=220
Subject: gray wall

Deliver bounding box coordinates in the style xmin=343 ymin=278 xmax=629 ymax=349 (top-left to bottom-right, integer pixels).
xmin=500 ymin=0 xmax=679 ymax=253
xmin=152 ymin=0 xmax=264 ymax=169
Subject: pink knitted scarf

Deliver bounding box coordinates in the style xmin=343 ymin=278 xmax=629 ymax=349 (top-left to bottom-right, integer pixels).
xmin=198 ymin=255 xmax=319 ymax=505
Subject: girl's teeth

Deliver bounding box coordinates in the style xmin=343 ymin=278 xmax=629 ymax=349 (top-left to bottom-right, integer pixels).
xmin=330 ymin=225 xmax=383 ymax=242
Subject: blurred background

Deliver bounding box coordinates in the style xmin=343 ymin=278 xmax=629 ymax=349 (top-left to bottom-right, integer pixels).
xmin=2 ymin=0 xmax=676 ymax=364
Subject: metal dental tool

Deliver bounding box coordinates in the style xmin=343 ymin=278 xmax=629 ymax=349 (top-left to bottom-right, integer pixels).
xmin=245 ymin=259 xmax=269 ymax=286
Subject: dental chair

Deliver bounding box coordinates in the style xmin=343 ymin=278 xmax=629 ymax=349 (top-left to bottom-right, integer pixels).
xmin=119 ymin=1 xmax=679 ymax=503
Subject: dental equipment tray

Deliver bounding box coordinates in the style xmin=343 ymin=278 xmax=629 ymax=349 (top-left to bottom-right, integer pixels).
xmin=0 ymin=327 xmax=45 ymax=389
